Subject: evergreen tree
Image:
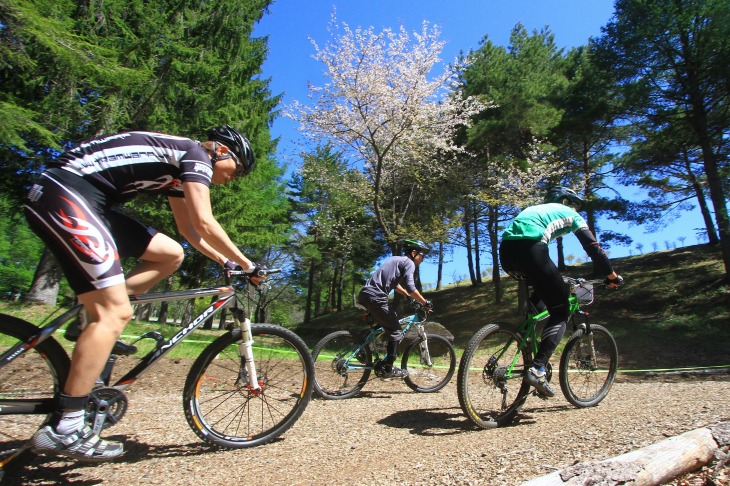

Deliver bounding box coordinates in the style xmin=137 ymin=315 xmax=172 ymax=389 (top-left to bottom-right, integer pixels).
xmin=593 ymin=0 xmax=730 ymax=279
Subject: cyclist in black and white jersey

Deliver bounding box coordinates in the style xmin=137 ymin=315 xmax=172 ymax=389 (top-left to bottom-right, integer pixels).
xmin=24 ymin=126 xmax=263 ymax=462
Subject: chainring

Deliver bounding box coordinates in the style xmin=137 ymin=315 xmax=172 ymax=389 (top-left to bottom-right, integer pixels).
xmin=86 ymin=387 xmax=128 ymax=430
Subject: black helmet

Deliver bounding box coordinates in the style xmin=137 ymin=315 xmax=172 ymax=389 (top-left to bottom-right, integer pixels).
xmin=403 ymin=238 xmax=430 ymax=255
xmin=544 ymin=186 xmax=584 ymax=210
xmin=206 ymin=125 xmax=255 ymax=176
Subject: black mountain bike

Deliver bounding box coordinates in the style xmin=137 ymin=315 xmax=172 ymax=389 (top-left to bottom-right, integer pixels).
xmin=0 ymin=269 xmax=314 ymax=475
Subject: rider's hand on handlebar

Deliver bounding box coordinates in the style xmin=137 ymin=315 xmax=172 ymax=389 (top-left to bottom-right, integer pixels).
xmin=245 ymin=262 xmax=267 ymax=286
xmin=424 ymin=300 xmax=434 ymax=311
xmin=224 ymin=259 xmax=243 ymax=271
xmin=605 ymin=274 xmax=624 ymax=289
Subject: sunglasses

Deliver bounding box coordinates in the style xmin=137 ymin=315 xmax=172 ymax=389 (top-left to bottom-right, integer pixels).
xmin=214 ymin=144 xmax=244 ymax=177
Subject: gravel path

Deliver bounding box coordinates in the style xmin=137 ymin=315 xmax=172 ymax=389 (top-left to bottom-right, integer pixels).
xmin=10 ymin=361 xmax=730 ymax=485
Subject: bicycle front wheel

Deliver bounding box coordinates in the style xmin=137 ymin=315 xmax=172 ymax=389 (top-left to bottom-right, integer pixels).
xmin=312 ymin=331 xmax=372 ymax=399
xmin=0 ymin=315 xmax=70 ymax=469
xmin=457 ymin=323 xmax=531 ymax=428
xmin=559 ymin=324 xmax=618 ymax=407
xmin=183 ymin=324 xmax=314 ymax=449
xmin=402 ymin=334 xmax=455 ymax=393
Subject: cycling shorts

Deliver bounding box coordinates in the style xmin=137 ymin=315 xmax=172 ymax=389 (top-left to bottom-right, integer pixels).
xmin=24 ymin=169 xmax=157 ymax=295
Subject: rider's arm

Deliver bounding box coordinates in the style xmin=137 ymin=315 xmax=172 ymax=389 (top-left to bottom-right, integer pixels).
xmin=168 ymin=184 xmax=253 ymax=270
xmin=574 ymin=228 xmax=621 ymax=285
xmin=395 ymin=284 xmax=429 ymax=306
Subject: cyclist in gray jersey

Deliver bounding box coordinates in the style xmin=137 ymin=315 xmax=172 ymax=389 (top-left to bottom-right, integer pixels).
xmin=358 ymin=239 xmax=433 ymax=379
xmin=499 ymin=187 xmax=623 ymax=397
xmin=24 ymin=126 xmax=265 ymax=462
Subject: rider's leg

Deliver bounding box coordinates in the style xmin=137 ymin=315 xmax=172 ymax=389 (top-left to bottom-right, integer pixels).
xmin=66 ymin=284 xmax=133 ymax=396
xmin=358 ymin=289 xmax=405 ymax=375
xmin=32 ymin=284 xmax=130 ymax=460
xmin=124 ymin=233 xmax=184 ymax=295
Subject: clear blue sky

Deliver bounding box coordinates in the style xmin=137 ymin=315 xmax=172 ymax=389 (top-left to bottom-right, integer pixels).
xmin=254 ymin=0 xmax=707 ymax=286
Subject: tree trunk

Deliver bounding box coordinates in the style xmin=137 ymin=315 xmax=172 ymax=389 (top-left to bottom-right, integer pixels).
xmin=683 ymin=148 xmax=718 ymax=244
xmin=488 ymin=205 xmax=503 ymax=304
xmin=158 ymin=277 xmax=172 ymax=325
xmin=699 ymin=139 xmax=730 ymax=279
xmin=472 ymin=200 xmax=483 ymax=285
xmin=24 ymin=247 xmax=62 ymax=305
xmin=463 ymin=201 xmax=476 ymax=284
xmin=314 ymin=269 xmax=322 ymax=317
xmin=304 ymin=260 xmax=316 ymax=323
xmin=523 ymin=427 xmax=718 ymax=486
xmin=336 ymin=260 xmax=345 ymax=312
xmin=436 ymin=241 xmax=444 ymax=291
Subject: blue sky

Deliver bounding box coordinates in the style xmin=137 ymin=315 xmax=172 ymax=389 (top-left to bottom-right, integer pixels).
xmin=254 ymin=0 xmax=707 ymax=285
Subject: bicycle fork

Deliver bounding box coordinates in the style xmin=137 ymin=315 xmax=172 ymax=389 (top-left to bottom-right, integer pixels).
xmin=415 ymin=324 xmax=433 ymax=366
xmin=233 ymin=308 xmax=261 ymax=393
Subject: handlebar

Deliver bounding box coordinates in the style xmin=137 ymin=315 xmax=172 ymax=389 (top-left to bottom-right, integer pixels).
xmin=563 ymin=276 xmax=604 ymax=286
xmin=229 ymin=268 xmax=282 ymax=278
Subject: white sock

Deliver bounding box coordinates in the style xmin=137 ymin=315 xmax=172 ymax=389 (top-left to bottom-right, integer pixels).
xmin=55 ymin=410 xmax=85 ymax=435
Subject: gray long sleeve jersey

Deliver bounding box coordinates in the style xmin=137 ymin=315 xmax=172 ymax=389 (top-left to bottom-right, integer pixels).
xmin=361 ymin=256 xmax=416 ymax=297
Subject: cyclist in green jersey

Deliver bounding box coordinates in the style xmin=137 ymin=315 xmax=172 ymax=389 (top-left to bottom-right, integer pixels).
xmin=499 ymin=187 xmax=623 ymax=397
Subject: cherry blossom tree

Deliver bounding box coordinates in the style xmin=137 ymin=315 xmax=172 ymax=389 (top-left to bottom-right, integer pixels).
xmin=287 ymin=14 xmax=485 ymax=251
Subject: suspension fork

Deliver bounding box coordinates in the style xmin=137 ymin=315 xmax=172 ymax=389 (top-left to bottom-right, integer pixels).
xmin=232 ymin=308 xmax=261 ymax=391
xmin=415 ymin=323 xmax=433 ymax=366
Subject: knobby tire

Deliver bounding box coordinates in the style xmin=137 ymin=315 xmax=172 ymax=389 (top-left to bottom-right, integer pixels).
xmin=183 ymin=324 xmax=314 ymax=448
xmin=457 ymin=323 xmax=531 ymax=429
xmin=402 ymin=334 xmax=456 ymax=393
xmin=312 ymin=330 xmax=372 ymax=399
xmin=559 ymin=324 xmax=618 ymax=407
xmin=0 ymin=315 xmax=70 ymax=473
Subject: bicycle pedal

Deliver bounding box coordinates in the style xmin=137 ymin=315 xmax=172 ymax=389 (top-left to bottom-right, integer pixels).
xmin=533 ymin=390 xmax=551 ymax=400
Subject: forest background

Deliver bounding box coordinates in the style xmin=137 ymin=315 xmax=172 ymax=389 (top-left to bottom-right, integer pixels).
xmin=0 ymin=0 xmax=728 ymax=327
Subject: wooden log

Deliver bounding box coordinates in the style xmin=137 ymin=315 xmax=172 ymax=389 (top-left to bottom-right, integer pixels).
xmin=522 ymin=427 xmax=718 ymax=486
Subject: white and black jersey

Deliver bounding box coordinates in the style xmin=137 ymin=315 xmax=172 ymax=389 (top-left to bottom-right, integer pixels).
xmin=24 ymin=130 xmax=215 ymax=294
xmin=50 ymin=131 xmax=213 ymax=203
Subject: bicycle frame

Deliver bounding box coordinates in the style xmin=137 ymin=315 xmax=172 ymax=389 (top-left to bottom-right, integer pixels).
xmin=0 ymin=270 xmax=265 ymax=416
xmin=494 ymin=281 xmax=587 ymax=382
xmin=340 ymin=310 xmax=430 ymax=372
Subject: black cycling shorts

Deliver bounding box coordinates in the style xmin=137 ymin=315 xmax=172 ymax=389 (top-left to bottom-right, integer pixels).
xmin=24 ymin=169 xmax=157 ymax=295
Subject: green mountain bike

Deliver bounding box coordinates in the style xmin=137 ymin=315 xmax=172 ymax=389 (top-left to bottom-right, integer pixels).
xmin=457 ymin=276 xmax=618 ymax=428
xmin=312 ymin=300 xmax=456 ymax=399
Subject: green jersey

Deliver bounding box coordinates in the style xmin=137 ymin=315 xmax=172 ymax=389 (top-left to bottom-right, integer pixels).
xmin=502 ymin=203 xmax=588 ymax=244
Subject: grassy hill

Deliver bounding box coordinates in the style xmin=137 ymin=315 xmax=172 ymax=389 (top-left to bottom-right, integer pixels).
xmin=297 ymin=243 xmax=730 ymax=373
xmin=1 ymin=244 xmax=727 ymax=373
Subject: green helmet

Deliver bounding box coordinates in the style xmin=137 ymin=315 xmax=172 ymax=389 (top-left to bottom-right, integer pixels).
xmin=403 ymin=238 xmax=430 ymax=255
xmin=544 ymin=186 xmax=584 ymax=210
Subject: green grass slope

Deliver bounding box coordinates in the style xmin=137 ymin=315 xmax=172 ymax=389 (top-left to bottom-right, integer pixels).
xmin=298 ymin=244 xmax=730 ymax=373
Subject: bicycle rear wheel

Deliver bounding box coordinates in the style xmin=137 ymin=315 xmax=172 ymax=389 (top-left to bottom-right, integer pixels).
xmin=457 ymin=323 xmax=531 ymax=428
xmin=559 ymin=324 xmax=618 ymax=407
xmin=0 ymin=315 xmax=70 ymax=471
xmin=183 ymin=324 xmax=314 ymax=448
xmin=402 ymin=334 xmax=455 ymax=393
xmin=312 ymin=331 xmax=372 ymax=399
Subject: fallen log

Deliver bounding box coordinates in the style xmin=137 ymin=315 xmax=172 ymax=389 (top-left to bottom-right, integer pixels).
xmin=521 ymin=427 xmax=719 ymax=486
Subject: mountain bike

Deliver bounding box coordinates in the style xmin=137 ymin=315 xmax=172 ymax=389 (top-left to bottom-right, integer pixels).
xmin=312 ymin=300 xmax=456 ymax=399
xmin=457 ymin=276 xmax=618 ymax=428
xmin=0 ymin=269 xmax=315 ymax=475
